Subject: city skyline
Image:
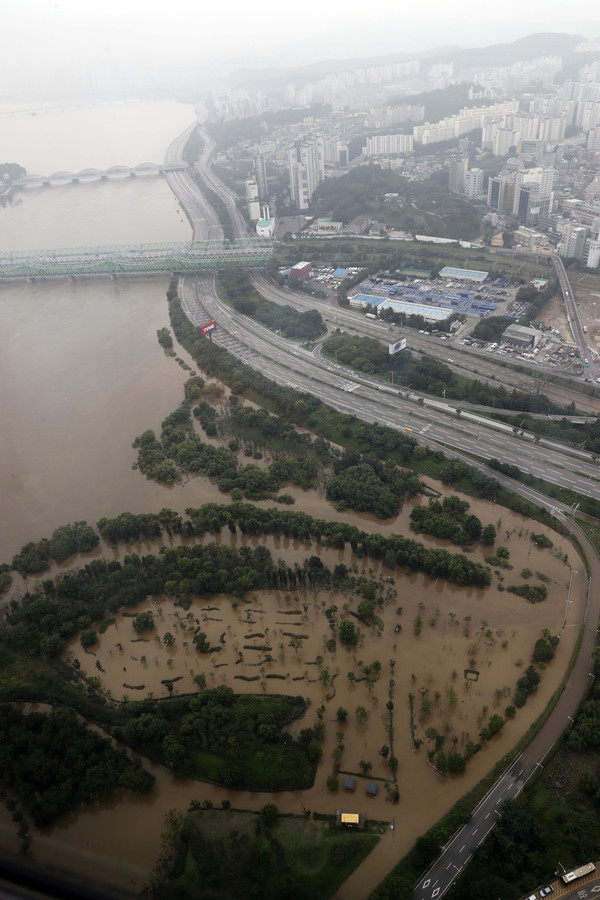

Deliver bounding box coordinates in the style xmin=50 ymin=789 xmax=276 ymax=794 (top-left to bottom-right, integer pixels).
xmin=1 ymin=0 xmax=599 ymax=99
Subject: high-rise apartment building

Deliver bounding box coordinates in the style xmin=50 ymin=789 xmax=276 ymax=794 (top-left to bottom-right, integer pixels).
xmin=464 ymin=168 xmax=484 ymax=199
xmin=245 ymin=177 xmax=261 ymax=221
xmin=487 ymin=173 xmax=516 ymax=213
xmin=254 ymin=155 xmax=268 ymax=199
xmin=588 ymin=126 xmax=600 ymax=152
xmin=558 ymin=224 xmax=589 ymax=260
xmin=493 ymin=128 xmax=519 ymax=156
xmin=585 ymin=238 xmax=600 ymax=269
xmin=287 ymin=139 xmax=325 ymax=210
xmin=448 ymin=156 xmax=468 ymax=194
xmin=323 ymin=139 xmax=350 ymax=167
xmin=364 ymin=134 xmax=414 ymax=156
xmin=511 ymin=168 xmax=554 ymax=224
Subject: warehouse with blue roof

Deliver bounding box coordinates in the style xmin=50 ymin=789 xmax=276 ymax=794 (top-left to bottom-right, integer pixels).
xmin=439 ymin=266 xmax=488 ymax=282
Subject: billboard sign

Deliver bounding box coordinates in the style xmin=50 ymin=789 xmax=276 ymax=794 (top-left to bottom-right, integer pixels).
xmin=388 ymin=338 xmax=407 ymax=355
xmin=201 ymin=320 xmax=217 ymax=336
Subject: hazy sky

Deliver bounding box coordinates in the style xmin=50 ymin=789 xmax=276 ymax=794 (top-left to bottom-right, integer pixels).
xmin=4 ymin=0 xmax=600 ymax=89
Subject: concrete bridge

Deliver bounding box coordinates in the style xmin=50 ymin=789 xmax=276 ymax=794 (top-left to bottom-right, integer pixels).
xmin=0 ymin=239 xmax=275 ymax=279
xmin=13 ymin=162 xmax=189 ymax=188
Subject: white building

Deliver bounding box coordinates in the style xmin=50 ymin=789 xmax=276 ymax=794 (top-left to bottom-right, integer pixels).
xmin=245 ymin=178 xmax=261 ymax=221
xmin=364 ymin=134 xmax=414 ymax=157
xmin=584 ymin=238 xmax=600 ymax=269
xmin=558 ymin=224 xmax=589 ymax=260
xmin=493 ymin=128 xmax=519 ymax=156
xmin=448 ymin=156 xmax=468 ymax=194
xmin=464 ymin=168 xmax=484 ymax=199
xmin=587 ymin=126 xmax=600 ymax=153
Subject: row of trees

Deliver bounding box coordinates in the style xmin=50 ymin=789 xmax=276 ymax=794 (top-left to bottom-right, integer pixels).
xmin=182 ymin=501 xmax=492 ymax=587
xmin=218 ymin=270 xmax=325 ymax=341
xmin=323 ymin=331 xmax=565 ymax=415
xmin=11 ymin=521 xmax=99 ymax=576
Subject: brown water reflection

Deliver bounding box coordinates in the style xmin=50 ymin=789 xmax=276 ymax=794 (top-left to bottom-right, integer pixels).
xmin=48 ymin=508 xmax=585 ymax=898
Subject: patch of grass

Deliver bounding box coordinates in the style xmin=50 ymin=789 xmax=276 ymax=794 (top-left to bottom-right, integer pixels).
xmin=149 ymin=809 xmax=380 ymax=900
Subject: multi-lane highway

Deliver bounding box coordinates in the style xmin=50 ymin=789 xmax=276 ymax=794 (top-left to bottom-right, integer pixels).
xmin=180 ymin=272 xmax=600 ymax=500
xmin=166 ymin=126 xmax=600 ymax=503
xmin=164 ymin=128 xmax=224 ymax=241
xmin=166 ymin=125 xmax=600 ymax=900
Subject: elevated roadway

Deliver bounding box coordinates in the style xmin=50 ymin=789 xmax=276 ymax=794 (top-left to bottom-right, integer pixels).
xmin=180 ymin=273 xmax=600 ymax=501
xmin=165 ymin=124 xmax=600 ymax=899
xmin=247 ymin=273 xmax=600 ymax=415
xmin=163 ymin=125 xmax=600 ymax=499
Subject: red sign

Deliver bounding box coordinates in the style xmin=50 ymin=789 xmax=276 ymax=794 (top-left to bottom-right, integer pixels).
xmin=201 ymin=320 xmax=217 ymax=336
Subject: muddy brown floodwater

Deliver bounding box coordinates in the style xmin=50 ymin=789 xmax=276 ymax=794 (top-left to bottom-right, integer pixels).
xmin=0 ymin=142 xmax=589 ymax=895
xmin=30 ymin=498 xmax=583 ymax=899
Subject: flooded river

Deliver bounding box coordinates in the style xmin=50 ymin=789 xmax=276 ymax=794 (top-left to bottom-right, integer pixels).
xmin=51 ymin=502 xmax=584 ymax=897
xmin=0 ymin=100 xmax=590 ymax=898
xmin=0 ymin=101 xmax=196 ymax=559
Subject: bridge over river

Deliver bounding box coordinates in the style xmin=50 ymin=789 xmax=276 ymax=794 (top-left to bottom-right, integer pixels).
xmin=0 ymin=239 xmax=275 ymax=279
xmin=13 ymin=161 xmax=189 ymax=188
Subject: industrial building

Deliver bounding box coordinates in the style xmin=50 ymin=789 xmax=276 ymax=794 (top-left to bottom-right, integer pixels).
xmin=502 ymin=324 xmax=541 ymax=349
xmin=348 ymin=264 xmax=501 ymax=321
xmin=438 ymin=267 xmax=489 ymax=282
xmin=290 ymin=261 xmax=312 ymax=281
xmin=378 ymin=299 xmax=453 ymax=323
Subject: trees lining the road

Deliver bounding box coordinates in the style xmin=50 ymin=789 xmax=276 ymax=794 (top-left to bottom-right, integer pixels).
xmin=169 ymin=294 xmax=567 ymax=530
xmin=218 ymin=270 xmax=326 ymax=341
xmin=322 ymin=330 xmax=566 ymax=415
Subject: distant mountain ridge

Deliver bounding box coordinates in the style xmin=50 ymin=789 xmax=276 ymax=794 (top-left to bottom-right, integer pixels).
xmin=227 ymin=33 xmax=589 ymax=91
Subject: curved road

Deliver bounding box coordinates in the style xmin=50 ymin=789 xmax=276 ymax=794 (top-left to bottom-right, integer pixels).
xmin=179 ymin=272 xmax=600 ymax=501
xmin=166 ymin=124 xmax=600 ymax=900
xmin=415 ymin=503 xmax=598 ymax=900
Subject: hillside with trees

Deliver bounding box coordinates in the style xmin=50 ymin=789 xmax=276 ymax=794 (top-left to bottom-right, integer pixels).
xmin=310 ymin=167 xmax=481 ymax=238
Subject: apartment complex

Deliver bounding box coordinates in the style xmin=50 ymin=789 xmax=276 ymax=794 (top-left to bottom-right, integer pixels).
xmin=287 ymin=138 xmax=325 ymax=210
xmin=364 ymin=134 xmax=414 ymax=157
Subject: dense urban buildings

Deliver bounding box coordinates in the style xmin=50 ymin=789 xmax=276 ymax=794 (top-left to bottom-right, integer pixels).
xmin=211 ymin=36 xmax=600 ymax=269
